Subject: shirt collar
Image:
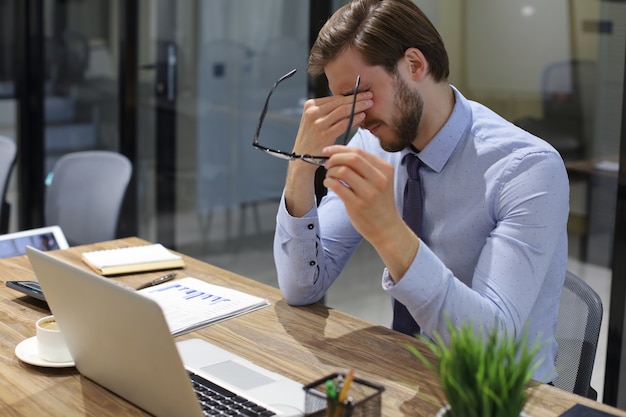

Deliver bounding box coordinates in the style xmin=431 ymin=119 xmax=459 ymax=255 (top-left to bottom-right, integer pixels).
xmin=401 ymin=86 xmax=471 ymax=173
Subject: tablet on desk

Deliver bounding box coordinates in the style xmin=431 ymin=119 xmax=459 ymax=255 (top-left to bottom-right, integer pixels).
xmin=0 ymin=225 xmax=69 ymax=259
xmin=2 ymin=226 xmax=69 ymax=302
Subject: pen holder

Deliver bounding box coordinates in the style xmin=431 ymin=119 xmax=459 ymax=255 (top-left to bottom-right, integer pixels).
xmin=303 ymin=372 xmax=384 ymax=417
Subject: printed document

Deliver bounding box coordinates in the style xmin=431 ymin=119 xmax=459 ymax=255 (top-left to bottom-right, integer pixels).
xmin=138 ymin=277 xmax=270 ymax=336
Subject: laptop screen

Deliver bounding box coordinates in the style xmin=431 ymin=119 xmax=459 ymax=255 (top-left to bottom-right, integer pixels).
xmin=0 ymin=226 xmax=69 ymax=258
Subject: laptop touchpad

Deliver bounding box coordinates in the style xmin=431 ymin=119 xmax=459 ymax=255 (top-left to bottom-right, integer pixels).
xmin=202 ymin=360 xmax=275 ymax=390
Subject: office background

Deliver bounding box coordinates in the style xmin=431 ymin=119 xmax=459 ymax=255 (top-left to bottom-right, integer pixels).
xmin=1 ymin=0 xmax=626 ymax=408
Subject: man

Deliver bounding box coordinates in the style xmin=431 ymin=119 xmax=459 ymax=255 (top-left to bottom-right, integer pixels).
xmin=273 ymin=0 xmax=568 ymax=383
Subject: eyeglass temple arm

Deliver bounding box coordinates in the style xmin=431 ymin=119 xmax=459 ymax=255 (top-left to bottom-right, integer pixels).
xmin=341 ymin=75 xmax=361 ymax=145
xmin=254 ymin=68 xmax=298 ymax=142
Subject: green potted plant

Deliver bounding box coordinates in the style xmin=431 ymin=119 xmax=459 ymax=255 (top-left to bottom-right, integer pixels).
xmin=406 ymin=320 xmax=542 ymax=417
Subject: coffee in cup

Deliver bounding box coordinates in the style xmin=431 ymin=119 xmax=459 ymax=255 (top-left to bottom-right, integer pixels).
xmin=38 ymin=319 xmax=60 ymax=331
xmin=36 ymin=315 xmax=72 ymax=363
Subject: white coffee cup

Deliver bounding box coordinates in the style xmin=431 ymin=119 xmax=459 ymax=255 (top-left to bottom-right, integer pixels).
xmin=36 ymin=315 xmax=72 ymax=363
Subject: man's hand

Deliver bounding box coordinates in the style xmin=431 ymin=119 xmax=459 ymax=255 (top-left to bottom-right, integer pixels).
xmin=292 ymin=92 xmax=371 ymax=157
xmin=284 ymin=92 xmax=372 ymax=218
xmin=322 ymin=146 xmax=419 ymax=282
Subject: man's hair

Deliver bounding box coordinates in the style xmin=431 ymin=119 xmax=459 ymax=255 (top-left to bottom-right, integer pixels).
xmin=308 ymin=0 xmax=449 ymax=82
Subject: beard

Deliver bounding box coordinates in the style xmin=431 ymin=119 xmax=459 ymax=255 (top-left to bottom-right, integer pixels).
xmin=374 ymin=71 xmax=424 ymax=152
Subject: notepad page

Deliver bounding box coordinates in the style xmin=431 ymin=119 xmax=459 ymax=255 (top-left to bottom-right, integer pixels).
xmin=82 ymin=244 xmax=182 ymax=268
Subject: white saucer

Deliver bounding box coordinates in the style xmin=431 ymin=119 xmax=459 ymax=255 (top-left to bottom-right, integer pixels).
xmin=15 ymin=336 xmax=75 ymax=368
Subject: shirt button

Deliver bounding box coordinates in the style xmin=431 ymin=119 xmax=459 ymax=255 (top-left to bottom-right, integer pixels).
xmin=309 ymin=261 xmax=316 ymax=266
xmin=307 ymin=224 xmax=314 ymax=230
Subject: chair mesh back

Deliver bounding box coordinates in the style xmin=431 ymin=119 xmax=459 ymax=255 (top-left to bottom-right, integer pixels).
xmin=553 ymin=271 xmax=603 ymax=398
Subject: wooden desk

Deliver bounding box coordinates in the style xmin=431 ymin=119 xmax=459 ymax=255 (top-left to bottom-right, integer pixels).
xmin=0 ymin=237 xmax=624 ymax=417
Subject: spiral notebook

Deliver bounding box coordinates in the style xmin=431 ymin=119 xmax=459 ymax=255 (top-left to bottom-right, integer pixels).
xmin=81 ymin=243 xmax=185 ymax=275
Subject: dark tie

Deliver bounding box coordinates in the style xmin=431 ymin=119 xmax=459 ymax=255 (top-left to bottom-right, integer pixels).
xmin=392 ymin=153 xmax=422 ymax=336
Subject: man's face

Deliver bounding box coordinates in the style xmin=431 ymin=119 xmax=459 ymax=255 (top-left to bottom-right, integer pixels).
xmin=383 ymin=70 xmax=424 ymax=152
xmin=325 ymin=49 xmax=424 ymax=152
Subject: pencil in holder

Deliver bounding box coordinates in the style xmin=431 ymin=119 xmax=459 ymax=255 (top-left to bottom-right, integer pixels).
xmin=303 ymin=372 xmax=384 ymax=417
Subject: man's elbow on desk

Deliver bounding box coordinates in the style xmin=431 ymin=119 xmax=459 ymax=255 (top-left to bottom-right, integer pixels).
xmin=278 ymin=279 xmax=326 ymax=306
xmin=282 ymin=297 xmax=323 ymax=307
xmin=280 ymin=288 xmax=326 ymax=306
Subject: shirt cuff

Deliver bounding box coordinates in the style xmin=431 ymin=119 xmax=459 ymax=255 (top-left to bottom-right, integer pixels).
xmin=382 ymin=241 xmax=446 ymax=308
xmin=382 ymin=268 xmax=395 ymax=289
xmin=277 ymin=194 xmax=319 ymax=237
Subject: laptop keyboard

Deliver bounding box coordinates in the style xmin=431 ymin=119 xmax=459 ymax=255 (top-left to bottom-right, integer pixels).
xmin=189 ymin=371 xmax=276 ymax=417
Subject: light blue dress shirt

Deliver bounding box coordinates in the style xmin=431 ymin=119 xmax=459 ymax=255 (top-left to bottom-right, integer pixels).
xmin=274 ymin=86 xmax=569 ymax=382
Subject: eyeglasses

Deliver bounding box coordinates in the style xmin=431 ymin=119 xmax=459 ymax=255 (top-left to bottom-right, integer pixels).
xmin=252 ymin=69 xmax=361 ymax=166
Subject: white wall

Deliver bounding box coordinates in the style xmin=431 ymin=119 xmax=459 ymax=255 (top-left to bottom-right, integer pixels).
xmin=466 ymin=0 xmax=570 ymax=93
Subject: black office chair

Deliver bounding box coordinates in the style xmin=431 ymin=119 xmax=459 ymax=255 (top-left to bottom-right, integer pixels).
xmin=0 ymin=135 xmax=17 ymax=234
xmin=553 ymin=270 xmax=603 ymax=399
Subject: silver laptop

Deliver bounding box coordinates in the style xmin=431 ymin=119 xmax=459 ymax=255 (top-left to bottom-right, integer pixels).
xmin=26 ymin=246 xmax=305 ymax=417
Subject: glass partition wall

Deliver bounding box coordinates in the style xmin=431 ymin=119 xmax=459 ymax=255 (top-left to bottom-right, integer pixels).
xmin=134 ymin=1 xmax=309 ymax=270
xmin=41 ymin=0 xmax=120 ymax=175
